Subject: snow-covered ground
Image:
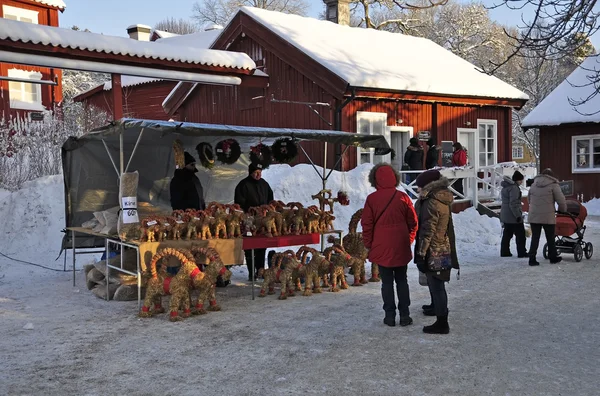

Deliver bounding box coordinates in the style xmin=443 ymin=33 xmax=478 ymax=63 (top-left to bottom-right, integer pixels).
xmin=1 ymin=166 xmax=599 ymax=395
xmin=584 ymin=197 xmax=600 ymax=216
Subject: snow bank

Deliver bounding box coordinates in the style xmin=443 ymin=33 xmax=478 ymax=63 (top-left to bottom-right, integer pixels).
xmin=0 ymin=164 xmax=505 ymax=266
xmin=584 ymin=198 xmax=600 ymax=216
xmin=0 ymin=175 xmax=66 ymax=262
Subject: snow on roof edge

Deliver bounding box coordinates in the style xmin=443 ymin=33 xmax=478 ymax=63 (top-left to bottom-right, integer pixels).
xmin=32 ymin=0 xmax=66 ymax=10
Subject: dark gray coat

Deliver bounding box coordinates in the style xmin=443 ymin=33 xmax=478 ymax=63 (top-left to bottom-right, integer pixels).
xmin=500 ymin=177 xmax=522 ymax=224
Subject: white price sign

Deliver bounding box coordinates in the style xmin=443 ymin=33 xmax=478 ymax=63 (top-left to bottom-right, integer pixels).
xmin=121 ymin=196 xmax=139 ymax=224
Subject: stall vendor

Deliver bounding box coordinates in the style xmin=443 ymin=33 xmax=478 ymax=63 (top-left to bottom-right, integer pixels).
xmin=234 ymin=162 xmax=274 ymax=281
xmin=170 ymin=152 xmax=206 ymax=211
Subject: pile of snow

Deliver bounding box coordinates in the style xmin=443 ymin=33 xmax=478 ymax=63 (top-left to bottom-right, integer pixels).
xmin=584 ymin=198 xmax=600 ymax=216
xmin=0 ymin=164 xmax=507 ymax=268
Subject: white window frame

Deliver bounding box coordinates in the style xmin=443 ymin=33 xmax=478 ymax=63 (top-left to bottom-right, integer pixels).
xmin=8 ymin=68 xmax=45 ymax=111
xmin=512 ymin=145 xmax=524 ymax=160
xmin=356 ymin=111 xmax=389 ymax=165
xmin=571 ymin=134 xmax=600 ymax=173
xmin=477 ymin=119 xmax=498 ymax=168
xmin=2 ymin=5 xmax=39 ymax=24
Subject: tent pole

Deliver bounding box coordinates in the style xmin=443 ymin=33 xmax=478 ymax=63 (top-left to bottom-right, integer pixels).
xmin=325 ymin=145 xmax=351 ymax=181
xmin=102 ymin=139 xmax=120 ymax=177
xmin=119 ymin=128 xmax=124 ymax=175
xmin=125 ymin=128 xmax=145 ymax=173
xmin=323 ymin=142 xmax=328 ymax=190
xmin=298 ymin=143 xmax=324 ymax=182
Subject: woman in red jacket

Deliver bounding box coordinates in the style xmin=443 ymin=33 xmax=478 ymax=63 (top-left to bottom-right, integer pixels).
xmin=362 ymin=163 xmax=418 ymax=327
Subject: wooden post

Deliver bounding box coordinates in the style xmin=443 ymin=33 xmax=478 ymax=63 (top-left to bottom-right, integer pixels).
xmin=111 ymin=73 xmax=123 ymax=120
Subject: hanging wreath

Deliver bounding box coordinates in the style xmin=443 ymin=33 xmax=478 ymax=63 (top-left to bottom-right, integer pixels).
xmin=249 ymin=142 xmax=272 ymax=169
xmin=215 ymin=139 xmax=241 ymax=165
xmin=195 ymin=142 xmax=215 ymax=169
xmin=271 ymin=138 xmax=298 ymax=164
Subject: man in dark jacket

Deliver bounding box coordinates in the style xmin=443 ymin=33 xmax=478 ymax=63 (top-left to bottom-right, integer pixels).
xmin=425 ymin=138 xmax=441 ymax=169
xmin=403 ymin=138 xmax=424 ymax=185
xmin=234 ymin=162 xmax=274 ymax=280
xmin=170 ymin=152 xmax=206 ymax=211
xmin=500 ymin=171 xmax=527 ymax=258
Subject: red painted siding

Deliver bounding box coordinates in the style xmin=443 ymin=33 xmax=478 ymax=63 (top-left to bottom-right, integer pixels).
xmin=540 ymin=124 xmax=600 ymax=200
xmin=0 ymin=0 xmax=61 ymax=120
xmin=81 ymin=81 xmax=177 ymax=121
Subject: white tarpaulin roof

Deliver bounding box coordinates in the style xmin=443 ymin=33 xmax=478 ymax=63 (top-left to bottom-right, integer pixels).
xmin=237 ymin=7 xmax=528 ymax=100
xmin=522 ymin=56 xmax=600 ymax=128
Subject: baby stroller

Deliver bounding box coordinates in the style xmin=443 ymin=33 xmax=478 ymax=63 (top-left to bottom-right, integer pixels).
xmin=543 ymin=200 xmax=593 ymax=262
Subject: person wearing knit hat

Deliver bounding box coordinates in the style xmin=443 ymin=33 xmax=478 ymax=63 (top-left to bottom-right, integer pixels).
xmin=413 ymin=171 xmax=459 ymax=334
xmin=234 ymin=162 xmax=274 ymax=280
xmin=425 ymin=138 xmax=441 ymax=169
xmin=499 ymin=171 xmax=527 ymax=258
xmin=404 ymin=137 xmax=424 ymax=187
xmin=169 ymin=151 xmax=206 ymax=211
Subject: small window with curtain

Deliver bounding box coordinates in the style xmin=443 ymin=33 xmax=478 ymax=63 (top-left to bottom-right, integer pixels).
xmin=2 ymin=5 xmax=38 ymax=24
xmin=512 ymin=145 xmax=524 ymax=160
xmin=7 ymin=69 xmax=44 ymax=111
xmin=572 ymin=135 xmax=600 ymax=172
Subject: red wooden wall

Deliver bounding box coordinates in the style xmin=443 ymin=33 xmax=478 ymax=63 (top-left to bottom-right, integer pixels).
xmin=540 ymin=124 xmax=600 ymax=200
xmin=0 ymin=0 xmax=62 ymax=120
xmin=80 ymin=81 xmax=178 ymax=121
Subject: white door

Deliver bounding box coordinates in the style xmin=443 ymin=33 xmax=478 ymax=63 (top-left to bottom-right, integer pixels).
xmin=389 ymin=126 xmax=413 ymax=170
xmin=357 ymin=112 xmax=389 ymax=164
xmin=457 ymin=128 xmax=477 ymax=167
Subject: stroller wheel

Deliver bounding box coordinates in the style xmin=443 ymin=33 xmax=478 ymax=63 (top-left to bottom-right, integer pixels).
xmin=574 ymin=244 xmax=584 ymax=262
xmin=585 ymin=242 xmax=594 ymax=260
xmin=542 ymin=243 xmax=549 ymax=259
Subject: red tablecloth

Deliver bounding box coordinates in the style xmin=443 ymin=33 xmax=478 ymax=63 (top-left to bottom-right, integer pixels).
xmin=242 ymin=233 xmax=321 ymax=250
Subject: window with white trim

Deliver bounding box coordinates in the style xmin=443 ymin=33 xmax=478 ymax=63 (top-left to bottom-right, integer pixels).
xmin=357 ymin=111 xmax=389 ymax=165
xmin=477 ymin=119 xmax=497 ymax=167
xmin=572 ymin=135 xmax=600 ymax=172
xmin=2 ymin=5 xmax=39 ymax=24
xmin=8 ymin=69 xmax=44 ymax=111
xmin=512 ymin=145 xmax=524 ymax=160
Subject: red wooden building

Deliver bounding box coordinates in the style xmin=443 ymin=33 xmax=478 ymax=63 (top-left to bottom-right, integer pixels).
xmin=162 ymin=6 xmax=528 ymax=170
xmin=522 ymin=56 xmax=600 ymax=201
xmin=0 ymin=0 xmax=65 ymax=120
xmin=74 ymin=26 xmax=224 ymax=120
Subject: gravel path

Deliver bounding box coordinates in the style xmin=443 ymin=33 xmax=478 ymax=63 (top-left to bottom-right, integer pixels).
xmin=1 ymin=219 xmax=599 ymax=396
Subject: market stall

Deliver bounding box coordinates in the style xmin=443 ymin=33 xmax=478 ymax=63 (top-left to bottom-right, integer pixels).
xmin=61 ymin=118 xmax=390 ymax=304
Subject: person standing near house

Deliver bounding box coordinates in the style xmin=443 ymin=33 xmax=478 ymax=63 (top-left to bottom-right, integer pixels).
xmin=451 ymin=142 xmax=468 ymax=196
xmin=500 ymin=171 xmax=527 ymax=258
xmin=234 ymin=162 xmax=274 ymax=280
xmin=425 ymin=138 xmax=441 ymax=169
xmin=404 ymin=137 xmax=424 ymax=184
xmin=527 ymin=168 xmax=567 ymax=266
xmin=413 ymin=169 xmax=460 ymax=335
xmin=170 ymin=152 xmax=206 ymax=211
xmin=361 ymin=163 xmax=418 ymax=327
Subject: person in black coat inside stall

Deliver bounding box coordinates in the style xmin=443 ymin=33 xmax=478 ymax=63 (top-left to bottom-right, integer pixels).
xmin=235 ymin=162 xmax=274 ymax=281
xmin=170 ymin=152 xmax=206 ymax=211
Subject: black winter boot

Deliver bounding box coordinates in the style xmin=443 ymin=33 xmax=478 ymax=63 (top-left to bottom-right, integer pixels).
xmin=550 ymin=257 xmax=563 ymax=264
xmin=529 ymin=257 xmax=540 ymax=266
xmin=422 ymin=304 xmax=432 ymax=310
xmin=423 ymin=315 xmax=450 ymax=334
xmin=423 ymin=306 xmax=436 ymax=316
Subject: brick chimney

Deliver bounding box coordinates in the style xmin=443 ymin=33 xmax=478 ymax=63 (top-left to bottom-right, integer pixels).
xmin=323 ymin=0 xmax=350 ymax=26
xmin=127 ymin=24 xmax=152 ymax=41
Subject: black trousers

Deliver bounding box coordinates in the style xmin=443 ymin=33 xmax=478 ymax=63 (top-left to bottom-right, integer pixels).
xmin=426 ymin=273 xmax=448 ymax=316
xmin=501 ymin=223 xmax=527 ymax=256
xmin=379 ymin=265 xmax=410 ymax=319
xmin=244 ymin=248 xmax=266 ymax=276
xmin=453 ymin=178 xmax=464 ymax=197
xmin=529 ymin=224 xmax=558 ymax=261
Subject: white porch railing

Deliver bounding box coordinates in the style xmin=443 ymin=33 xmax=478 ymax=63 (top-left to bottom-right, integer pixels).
xmin=398 ymin=162 xmax=537 ymax=208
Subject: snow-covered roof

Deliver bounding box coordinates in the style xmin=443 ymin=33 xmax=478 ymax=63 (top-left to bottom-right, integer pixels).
xmin=103 ymin=76 xmax=163 ymax=90
xmin=237 ymin=7 xmax=528 ymax=101
xmin=127 ymin=24 xmax=152 ymax=30
xmin=522 ymin=56 xmax=600 ymax=128
xmin=153 ymin=30 xmax=180 ymax=39
xmin=155 ymin=29 xmax=222 ymax=49
xmin=31 ymin=0 xmax=65 ymax=10
xmin=0 ymin=18 xmax=255 ymax=70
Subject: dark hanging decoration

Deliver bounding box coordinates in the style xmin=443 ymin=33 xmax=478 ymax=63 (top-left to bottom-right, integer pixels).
xmin=215 ymin=139 xmax=241 ymax=165
xmin=249 ymin=142 xmax=272 ymax=169
xmin=271 ymin=138 xmax=298 ymax=164
xmin=195 ymin=142 xmax=215 ymax=169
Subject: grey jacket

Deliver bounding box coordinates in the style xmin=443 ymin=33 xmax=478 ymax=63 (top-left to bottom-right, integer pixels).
xmin=500 ymin=177 xmax=522 ymax=224
xmin=527 ymin=174 xmax=567 ymax=224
